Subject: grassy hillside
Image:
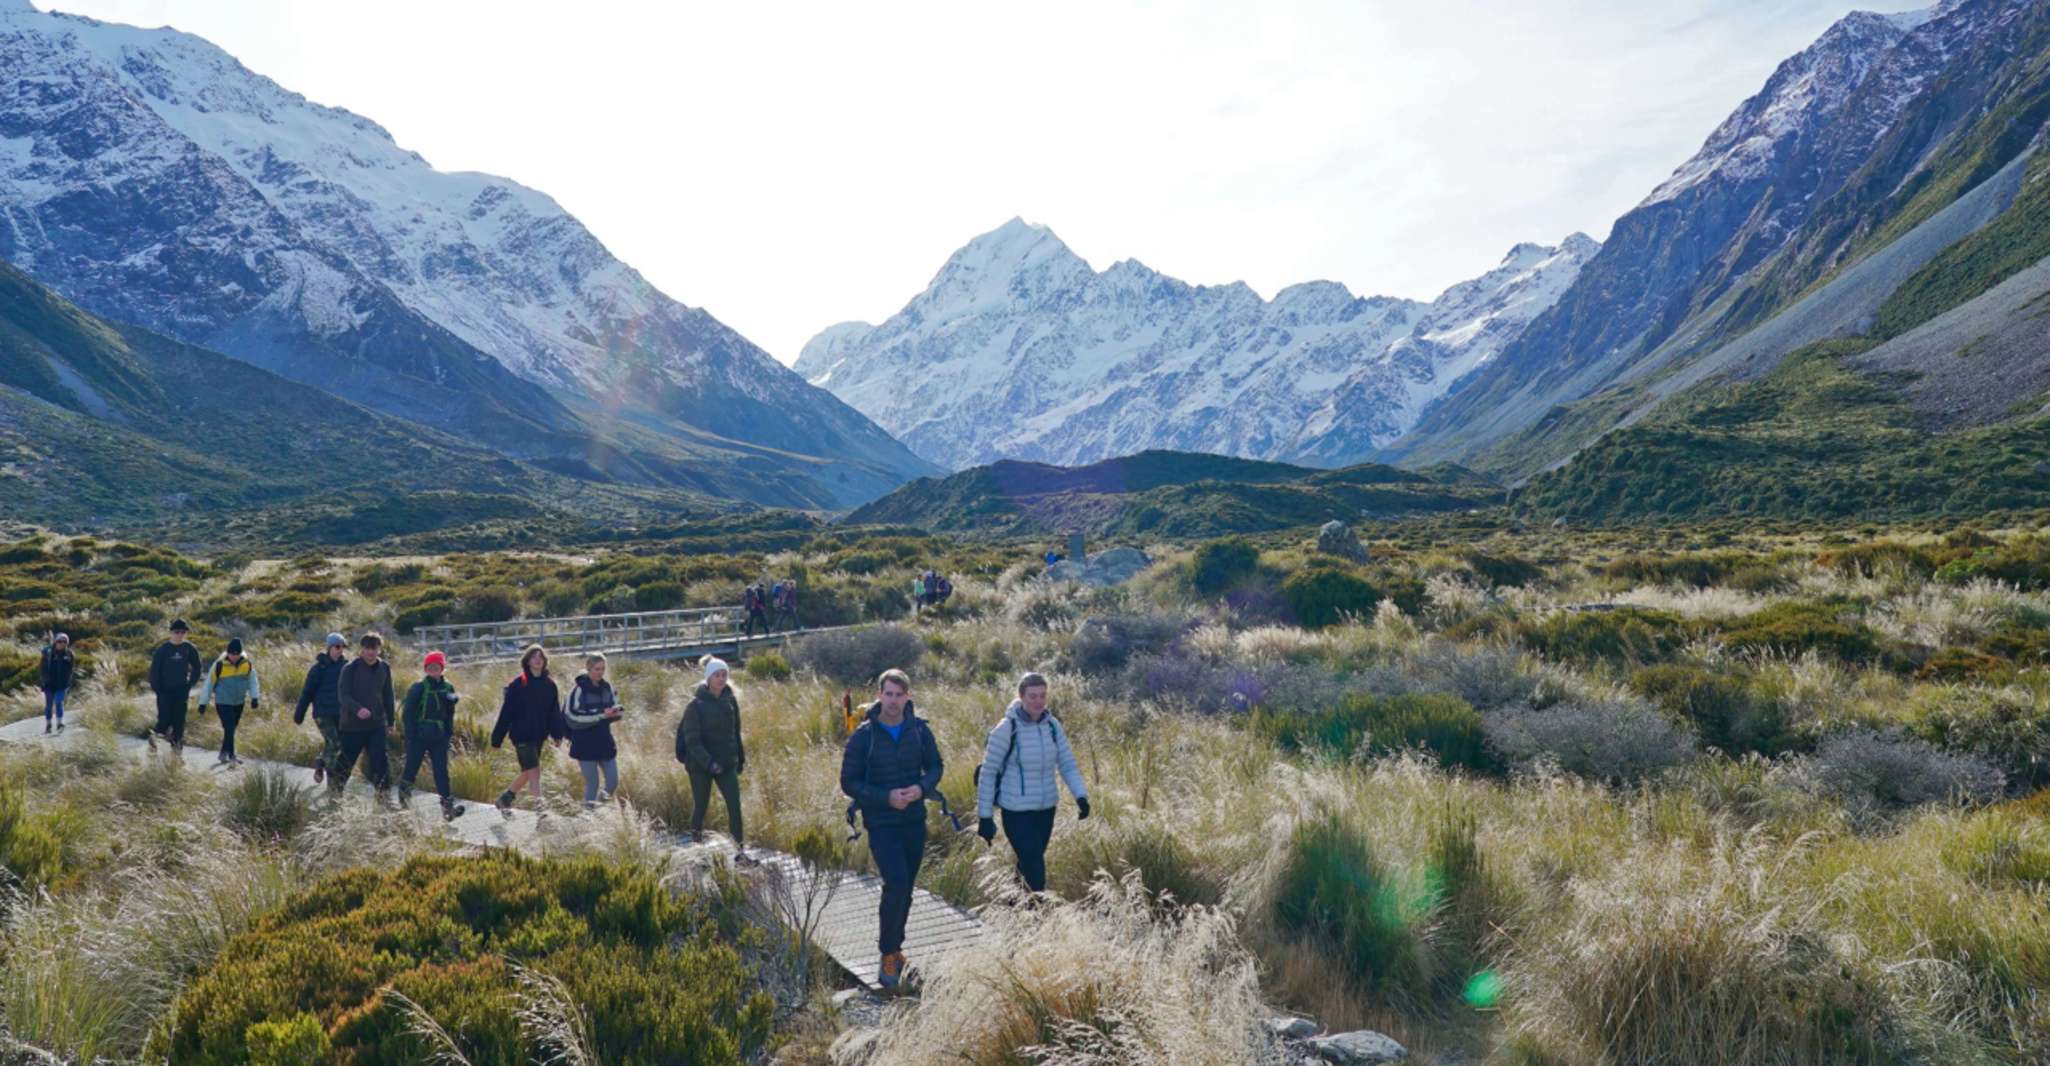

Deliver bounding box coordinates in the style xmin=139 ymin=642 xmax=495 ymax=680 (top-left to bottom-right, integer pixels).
xmin=844 ymin=450 xmax=1498 ymax=537
xmin=1517 ymin=340 xmax=2050 ymax=524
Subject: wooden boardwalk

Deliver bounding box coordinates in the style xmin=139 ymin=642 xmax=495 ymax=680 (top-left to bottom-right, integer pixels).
xmin=0 ymin=712 xmax=983 ymax=990
xmin=414 ymin=607 xmax=856 ymax=667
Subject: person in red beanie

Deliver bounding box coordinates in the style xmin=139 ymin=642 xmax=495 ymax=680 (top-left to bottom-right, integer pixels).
xmin=398 ymin=650 xmax=465 ymax=820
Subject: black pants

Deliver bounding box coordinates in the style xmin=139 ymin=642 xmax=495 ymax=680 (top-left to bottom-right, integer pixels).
xmin=1001 ymin=807 xmax=1057 ymax=892
xmin=402 ymin=729 xmax=453 ymax=802
xmin=153 ymin=692 xmax=188 ymax=747
xmin=331 ymin=730 xmax=390 ymax=793
xmin=744 ymin=607 xmax=769 ymax=636
xmin=775 ymin=605 xmax=798 ymax=630
xmin=687 ymin=766 xmax=743 ymax=842
xmin=867 ymin=819 xmax=927 ymax=956
xmin=216 ymin=703 xmax=244 ymax=759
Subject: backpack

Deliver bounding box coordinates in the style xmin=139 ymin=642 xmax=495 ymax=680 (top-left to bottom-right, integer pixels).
xmin=974 ymin=710 xmax=1064 ymax=802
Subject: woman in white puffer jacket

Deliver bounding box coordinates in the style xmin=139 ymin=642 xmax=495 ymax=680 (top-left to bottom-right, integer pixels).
xmin=975 ymin=671 xmax=1090 ymax=893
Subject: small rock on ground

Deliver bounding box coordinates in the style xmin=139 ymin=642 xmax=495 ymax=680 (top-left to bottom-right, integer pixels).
xmin=1310 ymin=1029 xmax=1408 ymax=1065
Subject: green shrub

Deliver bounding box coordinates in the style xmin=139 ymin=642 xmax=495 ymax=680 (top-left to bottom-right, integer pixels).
xmin=1259 ymin=693 xmax=1496 ymax=773
xmin=244 ymin=1014 xmax=330 ymax=1066
xmin=0 ymin=786 xmax=67 ymax=888
xmin=1718 ymin=602 xmax=1882 ymax=665
xmin=1908 ymin=688 xmax=2050 ymax=791
xmin=633 ymin=581 xmax=687 ymax=611
xmin=1518 ymin=608 xmax=1690 ymax=666
xmin=1815 ymin=541 xmax=1938 ymax=579
xmin=1935 ymin=535 xmax=2050 ymax=591
xmin=1273 ymin=815 xmax=1437 ymax=1008
xmin=1190 ymin=537 xmax=1260 ymax=596
xmin=535 ymin=579 xmax=587 ymax=617
xmin=353 ymin=562 xmax=429 ymax=594
xmin=788 ymin=625 xmax=923 ymax=685
xmin=1603 ymin=552 xmax=1744 ymax=589
xmin=452 ymin=584 xmax=520 ymax=624
xmin=221 ymin=769 xmax=316 ymax=843
xmin=154 ymin=852 xmax=773 ymax=1065
xmin=1050 ymin=822 xmax=1223 ymax=909
xmin=1629 ymin=665 xmax=1796 ymax=757
xmin=1281 ymin=563 xmax=1382 ymax=629
xmin=740 ymin=651 xmax=792 ymax=681
xmin=1464 ymin=550 xmax=1543 ymax=589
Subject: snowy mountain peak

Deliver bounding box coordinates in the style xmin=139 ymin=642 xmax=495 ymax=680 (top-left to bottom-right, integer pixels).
xmin=801 ymin=222 xmax=1597 ymax=469
xmin=1558 ymin=232 xmax=1601 ymax=258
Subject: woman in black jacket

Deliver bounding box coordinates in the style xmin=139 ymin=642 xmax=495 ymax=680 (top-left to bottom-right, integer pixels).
xmin=490 ymin=644 xmax=562 ymax=816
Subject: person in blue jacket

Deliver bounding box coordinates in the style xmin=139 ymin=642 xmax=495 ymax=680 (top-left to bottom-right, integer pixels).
xmin=839 ymin=668 xmax=943 ymax=990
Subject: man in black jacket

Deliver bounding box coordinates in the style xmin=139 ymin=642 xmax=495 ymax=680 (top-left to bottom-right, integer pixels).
xmin=39 ymin=632 xmax=75 ymax=734
xmin=330 ymin=632 xmax=396 ymax=799
xmin=839 ymin=668 xmax=944 ymax=990
xmin=143 ymin=619 xmax=201 ymax=752
xmin=295 ymin=633 xmax=349 ymax=784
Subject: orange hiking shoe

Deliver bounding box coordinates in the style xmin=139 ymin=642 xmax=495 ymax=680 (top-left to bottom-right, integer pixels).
xmin=878 ymin=951 xmax=906 ymax=990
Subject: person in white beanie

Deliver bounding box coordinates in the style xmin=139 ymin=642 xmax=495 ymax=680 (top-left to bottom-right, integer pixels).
xmin=676 ymin=656 xmax=746 ymax=851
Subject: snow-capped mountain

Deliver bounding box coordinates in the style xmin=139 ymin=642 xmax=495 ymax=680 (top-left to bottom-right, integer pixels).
xmin=795 ymin=220 xmax=1596 ymax=470
xmin=1390 ymin=0 xmax=2037 ymax=470
xmin=0 ymin=0 xmax=933 ymax=507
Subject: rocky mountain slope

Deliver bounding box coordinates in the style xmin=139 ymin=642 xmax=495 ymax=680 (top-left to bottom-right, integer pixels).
xmin=1393 ymin=0 xmax=2050 ymax=477
xmin=0 ymin=0 xmax=934 ymax=508
xmin=0 ymin=258 xmax=756 ymax=546
xmin=796 ymin=219 xmax=1595 ymax=471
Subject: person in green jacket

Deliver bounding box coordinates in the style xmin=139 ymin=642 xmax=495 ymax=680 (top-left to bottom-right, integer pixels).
xmin=398 ymin=650 xmax=466 ymax=821
xmin=676 ymin=656 xmax=746 ymax=853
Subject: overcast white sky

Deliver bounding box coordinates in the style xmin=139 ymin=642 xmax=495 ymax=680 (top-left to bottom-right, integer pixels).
xmin=45 ymin=0 xmax=1902 ymax=363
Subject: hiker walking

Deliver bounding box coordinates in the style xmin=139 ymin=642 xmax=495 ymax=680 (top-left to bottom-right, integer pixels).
xmin=398 ymin=650 xmax=466 ymax=820
xmin=774 ymin=577 xmax=800 ymax=631
xmin=564 ymin=652 xmax=623 ymax=810
xmin=143 ymin=618 xmax=201 ymax=752
xmin=910 ymin=572 xmax=925 ymax=614
xmin=294 ymin=633 xmax=349 ymax=784
xmin=331 ymin=633 xmax=396 ymax=799
xmin=976 ymin=672 xmax=1090 ymax=894
xmin=677 ymin=657 xmax=746 ymax=851
xmin=195 ymin=638 xmax=261 ymax=767
xmin=490 ymin=644 xmax=561 ymax=816
xmin=37 ymin=632 xmax=73 ymax=735
xmin=839 ymin=668 xmax=944 ymax=990
xmin=742 ymin=583 xmax=770 ymax=637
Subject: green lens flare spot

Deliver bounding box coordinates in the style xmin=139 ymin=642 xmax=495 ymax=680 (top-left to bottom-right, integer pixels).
xmin=1463 ymin=970 xmax=1502 ymax=1010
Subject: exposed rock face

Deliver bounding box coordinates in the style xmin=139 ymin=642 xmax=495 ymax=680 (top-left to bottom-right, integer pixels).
xmin=1316 ymin=520 xmax=1369 ymax=563
xmin=1045 ymin=546 xmax=1151 ymax=587
xmin=1309 ymin=1030 xmax=1409 ymax=1065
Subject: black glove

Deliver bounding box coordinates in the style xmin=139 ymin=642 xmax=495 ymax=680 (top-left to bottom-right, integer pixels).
xmin=978 ymin=817 xmax=997 ymax=844
xmin=1077 ymin=797 xmax=1091 ymax=820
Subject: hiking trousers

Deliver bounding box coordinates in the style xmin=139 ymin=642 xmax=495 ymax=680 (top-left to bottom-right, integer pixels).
xmin=868 ymin=820 xmax=927 ymax=956
xmin=402 ymin=730 xmax=453 ymax=801
xmin=215 ymin=703 xmax=244 ymax=759
xmin=1001 ymin=806 xmax=1057 ymax=893
xmin=153 ymin=692 xmax=188 ymax=747
xmin=313 ymin=718 xmax=342 ymax=771
xmin=687 ymin=766 xmax=742 ymax=841
xmin=42 ymin=687 xmax=66 ymax=724
xmin=579 ymin=758 xmax=619 ymax=805
xmin=332 ymin=730 xmax=391 ymax=793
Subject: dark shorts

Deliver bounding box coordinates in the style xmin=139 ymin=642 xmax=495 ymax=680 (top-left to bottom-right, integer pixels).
xmin=515 ymin=742 xmax=544 ymax=771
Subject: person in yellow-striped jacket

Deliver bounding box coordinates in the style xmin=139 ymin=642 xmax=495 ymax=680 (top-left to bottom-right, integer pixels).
xmin=196 ymin=638 xmax=261 ymax=767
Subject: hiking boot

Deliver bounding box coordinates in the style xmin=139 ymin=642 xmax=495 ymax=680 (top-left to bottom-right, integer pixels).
xmin=312 ymin=764 xmax=325 ymax=785
xmin=443 ymin=802 xmax=465 ymax=822
xmin=43 ymin=721 xmax=51 ymax=735
xmin=139 ymin=727 xmax=157 ymax=750
xmin=496 ymin=790 xmax=516 ymax=817
xmin=55 ymin=721 xmax=64 ymax=732
xmin=398 ymin=784 xmax=414 ymax=808
xmin=214 ymin=754 xmax=230 ymax=767
xmin=878 ymin=952 xmax=906 ymax=990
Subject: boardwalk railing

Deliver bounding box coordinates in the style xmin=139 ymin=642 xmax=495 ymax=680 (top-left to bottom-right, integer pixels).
xmin=416 ymin=606 xmax=805 ymax=666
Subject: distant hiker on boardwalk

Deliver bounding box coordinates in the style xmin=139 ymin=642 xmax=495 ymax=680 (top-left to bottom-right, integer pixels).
xmin=742 ymin=583 xmax=770 ymax=637
xmin=398 ymin=650 xmax=466 ymax=821
xmin=564 ymin=652 xmax=624 ymax=810
xmin=976 ymin=671 xmax=1089 ymax=894
xmin=677 ymin=656 xmax=746 ymax=853
xmin=38 ymin=632 xmax=73 ymax=734
xmin=840 ymin=668 xmax=944 ymax=990
xmin=295 ymin=633 xmax=349 ymax=784
xmin=196 ymin=638 xmax=261 ymax=768
xmin=331 ymin=633 xmax=396 ymax=799
xmin=491 ymin=644 xmax=561 ymax=817
xmin=774 ymin=577 xmax=800 ymax=631
xmin=143 ymin=618 xmax=201 ymax=753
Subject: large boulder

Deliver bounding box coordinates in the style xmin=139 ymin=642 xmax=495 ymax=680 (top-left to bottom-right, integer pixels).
xmin=1309 ymin=1030 xmax=1408 ymax=1065
xmin=1045 ymin=546 xmax=1151 ymax=587
xmin=1316 ymin=520 xmax=1369 ymax=563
